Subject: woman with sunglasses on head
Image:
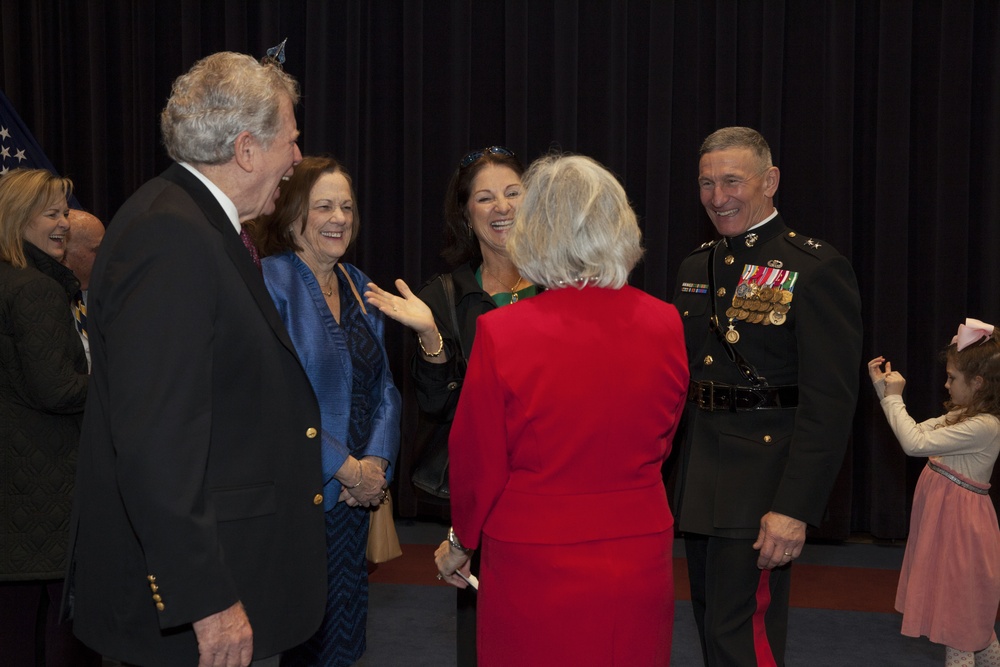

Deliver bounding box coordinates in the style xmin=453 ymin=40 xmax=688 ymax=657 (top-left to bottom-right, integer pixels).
xmin=433 ymin=154 xmax=688 ymax=665
xmin=365 ymin=146 xmax=535 ymax=665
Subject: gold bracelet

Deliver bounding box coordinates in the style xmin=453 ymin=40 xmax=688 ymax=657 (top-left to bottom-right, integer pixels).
xmin=418 ymin=331 xmax=444 ymax=357
xmin=349 ymin=459 xmax=363 ymax=488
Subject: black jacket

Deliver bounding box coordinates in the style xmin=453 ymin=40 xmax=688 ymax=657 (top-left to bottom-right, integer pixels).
xmin=0 ymin=242 xmax=87 ymax=580
xmin=672 ymin=215 xmax=863 ymax=536
xmin=410 ymin=261 xmax=498 ymax=421
xmin=66 ymin=164 xmax=327 ymax=665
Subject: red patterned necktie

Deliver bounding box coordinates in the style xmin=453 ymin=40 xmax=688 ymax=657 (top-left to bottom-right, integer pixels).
xmin=239 ymin=224 xmax=261 ymax=270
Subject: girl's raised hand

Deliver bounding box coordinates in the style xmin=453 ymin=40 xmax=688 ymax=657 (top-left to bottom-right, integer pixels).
xmin=870 ymin=356 xmax=906 ymax=396
xmin=884 ymin=368 xmax=906 ymax=396
xmin=868 ymin=356 xmax=888 ymax=384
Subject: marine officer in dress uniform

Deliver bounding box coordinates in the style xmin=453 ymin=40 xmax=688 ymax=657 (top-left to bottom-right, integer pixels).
xmin=672 ymin=126 xmax=863 ymax=666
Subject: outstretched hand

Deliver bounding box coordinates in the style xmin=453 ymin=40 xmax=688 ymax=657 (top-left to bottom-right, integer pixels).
xmin=364 ymin=280 xmax=437 ymax=336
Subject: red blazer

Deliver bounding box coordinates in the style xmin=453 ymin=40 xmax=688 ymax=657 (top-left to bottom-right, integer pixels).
xmin=449 ymin=285 xmax=689 ymax=549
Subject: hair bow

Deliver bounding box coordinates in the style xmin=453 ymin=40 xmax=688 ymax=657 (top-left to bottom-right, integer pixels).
xmin=952 ymin=318 xmax=995 ymax=351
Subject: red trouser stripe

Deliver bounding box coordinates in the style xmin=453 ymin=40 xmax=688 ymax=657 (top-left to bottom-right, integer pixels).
xmin=752 ymin=569 xmax=778 ymax=667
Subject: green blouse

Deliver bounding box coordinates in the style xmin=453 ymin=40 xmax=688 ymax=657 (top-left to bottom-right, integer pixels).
xmin=476 ymin=265 xmax=538 ymax=306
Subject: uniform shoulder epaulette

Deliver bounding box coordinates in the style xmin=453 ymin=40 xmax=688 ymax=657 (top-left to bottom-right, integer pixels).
xmin=781 ymin=230 xmax=836 ymax=259
xmin=686 ymin=239 xmax=719 ymax=257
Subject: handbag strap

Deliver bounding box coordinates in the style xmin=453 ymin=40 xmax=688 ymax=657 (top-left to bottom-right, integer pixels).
xmin=338 ymin=264 xmax=368 ymax=315
xmin=440 ymin=273 xmax=467 ymax=369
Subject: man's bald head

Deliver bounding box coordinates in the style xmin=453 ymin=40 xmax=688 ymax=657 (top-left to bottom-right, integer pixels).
xmin=64 ymin=210 xmax=105 ymax=290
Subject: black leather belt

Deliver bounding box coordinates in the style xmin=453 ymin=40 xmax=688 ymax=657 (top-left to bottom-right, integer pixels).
xmin=688 ymin=380 xmax=798 ymax=412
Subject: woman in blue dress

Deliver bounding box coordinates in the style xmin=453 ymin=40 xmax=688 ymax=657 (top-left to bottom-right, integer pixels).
xmin=254 ymin=155 xmax=401 ymax=667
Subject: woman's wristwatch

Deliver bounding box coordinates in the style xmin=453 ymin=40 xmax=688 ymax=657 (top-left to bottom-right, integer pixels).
xmin=448 ymin=526 xmax=474 ymax=555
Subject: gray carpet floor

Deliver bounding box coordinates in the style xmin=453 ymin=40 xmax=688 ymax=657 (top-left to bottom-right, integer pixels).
xmin=356 ymin=520 xmax=950 ymax=665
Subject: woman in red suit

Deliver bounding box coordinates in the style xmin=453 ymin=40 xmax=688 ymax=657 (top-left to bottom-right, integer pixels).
xmin=434 ymin=153 xmax=690 ymax=665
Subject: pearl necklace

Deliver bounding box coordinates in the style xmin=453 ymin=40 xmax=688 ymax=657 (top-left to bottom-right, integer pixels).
xmin=483 ymin=264 xmax=523 ymax=303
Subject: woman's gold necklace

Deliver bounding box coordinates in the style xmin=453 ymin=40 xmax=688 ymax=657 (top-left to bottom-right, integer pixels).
xmin=482 ymin=264 xmax=523 ymax=303
xmin=321 ymin=275 xmax=336 ymax=297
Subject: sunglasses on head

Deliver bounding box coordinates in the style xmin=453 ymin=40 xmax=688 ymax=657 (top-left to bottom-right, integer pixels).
xmin=459 ymin=146 xmax=515 ymax=168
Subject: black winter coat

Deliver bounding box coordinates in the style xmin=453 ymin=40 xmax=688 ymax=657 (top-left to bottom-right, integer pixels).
xmin=0 ymin=242 xmax=87 ymax=580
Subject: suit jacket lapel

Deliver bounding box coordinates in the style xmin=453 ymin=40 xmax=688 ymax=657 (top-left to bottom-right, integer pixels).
xmin=160 ymin=164 xmax=301 ymax=359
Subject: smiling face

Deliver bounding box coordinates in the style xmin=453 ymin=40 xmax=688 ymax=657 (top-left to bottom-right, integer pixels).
xmin=465 ymin=164 xmax=523 ymax=259
xmin=251 ymin=95 xmax=302 ymax=219
xmin=292 ymin=170 xmax=354 ymax=268
xmin=946 ymin=361 xmax=983 ymax=408
xmin=23 ymin=194 xmax=71 ymax=261
xmin=698 ymin=147 xmax=779 ymax=237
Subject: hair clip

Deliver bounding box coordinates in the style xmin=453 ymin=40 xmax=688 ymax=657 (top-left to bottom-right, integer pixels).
xmin=261 ymin=38 xmax=287 ymax=68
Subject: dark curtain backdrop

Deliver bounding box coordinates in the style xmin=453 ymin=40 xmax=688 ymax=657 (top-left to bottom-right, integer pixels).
xmin=3 ymin=1 xmax=998 ymax=539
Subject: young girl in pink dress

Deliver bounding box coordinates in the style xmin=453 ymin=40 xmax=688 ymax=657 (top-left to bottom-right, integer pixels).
xmin=869 ymin=318 xmax=1000 ymax=667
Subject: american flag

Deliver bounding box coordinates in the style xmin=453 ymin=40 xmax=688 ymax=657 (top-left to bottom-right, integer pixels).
xmin=1 ymin=88 xmax=63 ymax=176
xmin=1 ymin=88 xmax=81 ymax=206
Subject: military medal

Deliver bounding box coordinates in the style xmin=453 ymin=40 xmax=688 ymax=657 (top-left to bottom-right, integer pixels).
xmin=725 ymin=321 xmax=740 ymax=344
xmin=730 ymin=264 xmax=799 ymax=328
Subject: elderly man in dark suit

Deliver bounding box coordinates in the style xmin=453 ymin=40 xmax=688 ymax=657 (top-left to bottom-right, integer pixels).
xmin=672 ymin=127 xmax=863 ymax=666
xmin=65 ymin=52 xmax=326 ymax=667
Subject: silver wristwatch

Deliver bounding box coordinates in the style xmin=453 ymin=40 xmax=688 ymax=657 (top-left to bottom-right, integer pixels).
xmin=448 ymin=526 xmax=474 ymax=555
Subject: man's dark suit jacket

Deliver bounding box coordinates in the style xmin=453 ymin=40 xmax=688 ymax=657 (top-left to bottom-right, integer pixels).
xmin=66 ymin=163 xmax=327 ymax=665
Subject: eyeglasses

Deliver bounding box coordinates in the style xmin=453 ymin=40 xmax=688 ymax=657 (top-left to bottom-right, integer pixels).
xmin=459 ymin=146 xmax=515 ymax=168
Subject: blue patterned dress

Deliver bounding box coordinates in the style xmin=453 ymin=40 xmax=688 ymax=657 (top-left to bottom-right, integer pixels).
xmin=281 ymin=270 xmax=387 ymax=667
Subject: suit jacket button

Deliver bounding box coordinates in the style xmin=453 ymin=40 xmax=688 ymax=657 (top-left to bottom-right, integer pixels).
xmin=447 ymin=382 xmax=459 ymax=390
xmin=156 ymin=602 xmax=165 ymax=611
xmin=763 ymin=435 xmax=773 ymax=444
xmin=306 ymin=427 xmax=318 ymax=438
xmin=704 ymin=356 xmax=714 ymax=366
xmin=313 ymin=494 xmax=323 ymax=505
xmin=152 ymin=594 xmax=162 ymax=602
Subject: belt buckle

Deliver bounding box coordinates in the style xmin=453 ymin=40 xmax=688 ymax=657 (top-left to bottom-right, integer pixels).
xmin=741 ymin=388 xmax=764 ymax=410
xmin=694 ymin=381 xmax=716 ymax=411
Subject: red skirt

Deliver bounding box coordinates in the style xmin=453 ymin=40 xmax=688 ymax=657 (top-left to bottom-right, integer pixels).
xmin=896 ymin=461 xmax=1000 ymax=651
xmin=476 ymin=530 xmax=673 ymax=666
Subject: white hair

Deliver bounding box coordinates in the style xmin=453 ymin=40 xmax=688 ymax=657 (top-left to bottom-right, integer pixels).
xmin=508 ymin=154 xmax=642 ymax=290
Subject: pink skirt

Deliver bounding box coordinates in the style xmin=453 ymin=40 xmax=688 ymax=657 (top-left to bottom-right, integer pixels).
xmin=476 ymin=530 xmax=674 ymax=666
xmin=896 ymin=461 xmax=1000 ymax=651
